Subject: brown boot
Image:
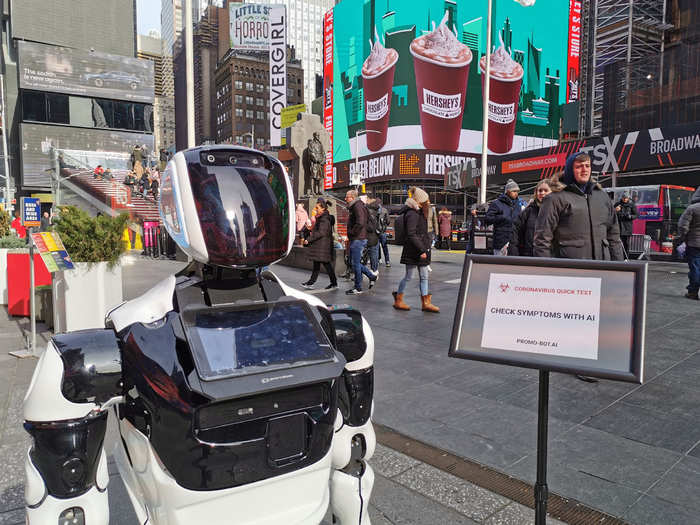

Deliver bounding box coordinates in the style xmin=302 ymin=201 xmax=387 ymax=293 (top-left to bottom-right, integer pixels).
xmin=392 ymin=291 xmax=410 ymax=310
xmin=421 ymin=294 xmax=440 ymax=313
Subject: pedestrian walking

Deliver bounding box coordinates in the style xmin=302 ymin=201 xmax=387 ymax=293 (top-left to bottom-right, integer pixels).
xmin=375 ymin=198 xmax=391 ymax=267
xmin=486 ymin=179 xmax=523 ymax=255
xmin=533 ymin=152 xmax=624 ymax=260
xmin=508 ymin=179 xmax=556 ymax=256
xmin=295 ymin=203 xmax=309 ymax=244
xmin=677 ymin=187 xmax=700 ymax=300
xmin=301 ymin=198 xmax=338 ymax=290
xmin=366 ymin=197 xmax=381 ymax=273
xmin=345 ymin=189 xmax=378 ymax=295
xmin=614 ymin=192 xmax=637 ymax=257
xmin=437 ymin=206 xmax=453 ymax=250
xmin=427 ymin=202 xmax=438 ymax=247
xmin=392 ymin=186 xmax=439 ymax=312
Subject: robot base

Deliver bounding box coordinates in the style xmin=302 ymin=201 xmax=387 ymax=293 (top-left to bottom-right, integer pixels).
xmin=114 ymin=418 xmax=332 ymax=525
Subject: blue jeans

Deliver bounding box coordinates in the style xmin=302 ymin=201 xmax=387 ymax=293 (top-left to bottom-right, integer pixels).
xmin=687 ymin=245 xmax=700 ymax=294
xmin=378 ymin=233 xmax=390 ymax=264
xmin=350 ymin=239 xmax=374 ymax=290
xmin=397 ymin=265 xmax=429 ymax=296
xmin=368 ymin=242 xmax=379 ymax=272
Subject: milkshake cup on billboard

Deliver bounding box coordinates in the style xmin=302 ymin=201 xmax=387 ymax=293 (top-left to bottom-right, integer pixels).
xmin=362 ymin=40 xmax=399 ymax=152
xmin=480 ymin=45 xmax=524 ymax=154
xmin=410 ymin=12 xmax=472 ymax=151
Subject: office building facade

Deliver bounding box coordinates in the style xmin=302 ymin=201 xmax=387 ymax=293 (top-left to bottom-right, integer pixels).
xmin=1 ymin=0 xmax=155 ymax=192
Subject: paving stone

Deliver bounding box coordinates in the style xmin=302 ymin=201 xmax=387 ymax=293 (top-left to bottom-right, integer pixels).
xmin=393 ymin=462 xmax=510 ymax=522
xmin=545 ymin=425 xmax=681 ymax=492
xmin=371 ymin=475 xmax=479 ymax=525
xmin=507 ymin=456 xmax=644 ymax=518
xmin=623 ymin=494 xmax=700 ymax=525
xmin=586 ymin=401 xmax=700 ymax=453
xmin=0 ymin=443 xmax=26 ymax=514
xmin=483 ymin=502 xmax=567 ymax=525
xmin=370 ymin=443 xmax=420 ymax=479
xmin=0 ymin=508 xmax=23 ymax=525
xmin=648 ymin=455 xmax=700 ymax=513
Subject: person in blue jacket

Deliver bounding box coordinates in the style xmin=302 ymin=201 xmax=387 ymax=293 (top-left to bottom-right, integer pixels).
xmin=486 ymin=179 xmax=524 ymax=255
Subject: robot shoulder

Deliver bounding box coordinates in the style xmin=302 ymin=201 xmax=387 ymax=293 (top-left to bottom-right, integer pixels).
xmin=107 ymin=275 xmax=176 ymax=332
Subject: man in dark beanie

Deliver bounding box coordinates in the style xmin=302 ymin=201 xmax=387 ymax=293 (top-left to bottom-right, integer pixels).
xmin=486 ymin=178 xmax=523 ymax=255
xmin=533 ymin=151 xmax=624 ymax=260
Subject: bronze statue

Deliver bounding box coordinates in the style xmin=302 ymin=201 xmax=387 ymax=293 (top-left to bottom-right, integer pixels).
xmin=308 ymin=132 xmax=325 ymax=195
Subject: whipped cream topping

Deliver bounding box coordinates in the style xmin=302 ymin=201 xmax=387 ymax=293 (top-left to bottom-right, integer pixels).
xmin=362 ymin=40 xmax=398 ymax=77
xmin=410 ymin=12 xmax=471 ymax=65
xmin=480 ymin=44 xmax=524 ymax=80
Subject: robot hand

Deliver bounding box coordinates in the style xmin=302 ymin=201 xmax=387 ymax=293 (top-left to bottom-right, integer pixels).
xmin=326 ymin=307 xmax=376 ymax=525
xmin=23 ymin=330 xmax=122 ymax=525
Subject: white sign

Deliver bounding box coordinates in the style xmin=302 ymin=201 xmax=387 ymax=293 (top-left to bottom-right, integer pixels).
xmin=229 ymin=3 xmax=273 ymax=51
xmin=269 ymin=5 xmax=287 ymax=147
xmin=481 ymin=273 xmax=602 ymax=360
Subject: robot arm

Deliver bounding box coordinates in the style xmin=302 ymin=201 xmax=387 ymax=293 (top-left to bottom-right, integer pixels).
xmin=324 ymin=306 xmax=376 ymax=525
xmin=23 ymin=329 xmax=122 ymax=525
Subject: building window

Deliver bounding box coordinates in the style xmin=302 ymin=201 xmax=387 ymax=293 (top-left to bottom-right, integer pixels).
xmin=235 ymin=108 xmax=243 ymax=117
xmin=256 ymin=98 xmax=264 ymax=106
xmin=246 ymin=82 xmax=254 ymax=91
xmin=235 ymin=80 xmax=243 ymax=89
xmin=246 ymin=96 xmax=254 ymax=105
xmin=235 ymin=95 xmax=243 ymax=103
xmin=256 ymin=138 xmax=265 ymax=147
xmin=256 ymin=111 xmax=264 ymax=120
xmin=246 ymin=109 xmax=254 ymax=119
xmin=21 ymin=90 xmax=48 ymax=122
xmin=256 ymin=84 xmax=264 ymax=93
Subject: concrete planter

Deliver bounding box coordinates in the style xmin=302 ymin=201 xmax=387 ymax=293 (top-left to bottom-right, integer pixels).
xmin=52 ymin=262 xmax=123 ymax=333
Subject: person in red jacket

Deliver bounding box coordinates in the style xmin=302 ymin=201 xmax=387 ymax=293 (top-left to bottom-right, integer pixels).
xmin=11 ymin=211 xmax=26 ymax=238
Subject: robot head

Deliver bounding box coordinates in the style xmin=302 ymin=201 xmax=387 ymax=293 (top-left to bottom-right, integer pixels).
xmin=159 ymin=146 xmax=295 ymax=268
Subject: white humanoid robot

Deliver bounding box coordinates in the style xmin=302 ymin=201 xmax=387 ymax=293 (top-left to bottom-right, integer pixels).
xmin=23 ymin=146 xmax=376 ymax=525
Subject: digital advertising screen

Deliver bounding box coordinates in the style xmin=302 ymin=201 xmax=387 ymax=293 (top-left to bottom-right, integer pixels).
xmin=324 ymin=0 xmax=580 ymax=186
xmin=20 ymin=123 xmax=154 ymax=188
xmin=18 ymin=41 xmax=154 ymax=103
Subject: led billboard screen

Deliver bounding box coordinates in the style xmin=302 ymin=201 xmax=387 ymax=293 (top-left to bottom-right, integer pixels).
xmin=18 ymin=41 xmax=154 ymax=103
xmin=324 ymin=0 xmax=579 ymax=186
xmin=20 ymin=123 xmax=154 ymax=188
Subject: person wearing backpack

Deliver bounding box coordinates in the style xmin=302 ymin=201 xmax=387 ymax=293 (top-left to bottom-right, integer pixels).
xmin=392 ymin=186 xmax=439 ymax=312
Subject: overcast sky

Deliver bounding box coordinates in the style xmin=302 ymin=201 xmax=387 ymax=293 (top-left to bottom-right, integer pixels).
xmin=137 ymin=0 xmax=161 ymax=36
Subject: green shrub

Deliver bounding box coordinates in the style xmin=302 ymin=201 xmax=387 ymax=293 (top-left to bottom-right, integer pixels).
xmin=52 ymin=206 xmax=129 ymax=267
xmin=0 ymin=208 xmax=10 ymax=237
xmin=0 ymin=235 xmax=26 ymax=249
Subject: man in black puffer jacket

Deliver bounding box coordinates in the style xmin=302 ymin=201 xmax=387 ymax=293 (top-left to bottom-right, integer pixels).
xmin=486 ymin=179 xmax=523 ymax=255
xmin=533 ymin=151 xmax=624 ymax=260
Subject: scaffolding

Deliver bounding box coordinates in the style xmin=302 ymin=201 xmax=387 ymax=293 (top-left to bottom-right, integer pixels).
xmin=579 ymin=0 xmax=673 ymax=137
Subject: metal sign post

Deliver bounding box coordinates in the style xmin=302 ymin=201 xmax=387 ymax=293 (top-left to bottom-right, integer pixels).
xmin=449 ymin=256 xmax=648 ymax=522
xmin=28 ymin=227 xmax=37 ymax=355
xmin=535 ymin=370 xmax=549 ymax=525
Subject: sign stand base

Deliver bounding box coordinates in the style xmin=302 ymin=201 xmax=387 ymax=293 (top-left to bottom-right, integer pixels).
xmin=535 ymin=370 xmax=549 ymax=525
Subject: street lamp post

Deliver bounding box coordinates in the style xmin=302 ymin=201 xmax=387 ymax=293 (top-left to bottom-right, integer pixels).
xmin=242 ymin=125 xmax=256 ymax=148
xmin=479 ymin=0 xmax=494 ymax=205
xmin=353 ymin=129 xmax=382 ymax=189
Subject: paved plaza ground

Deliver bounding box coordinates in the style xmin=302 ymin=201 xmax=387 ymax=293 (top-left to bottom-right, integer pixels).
xmin=1 ymin=247 xmax=698 ymax=524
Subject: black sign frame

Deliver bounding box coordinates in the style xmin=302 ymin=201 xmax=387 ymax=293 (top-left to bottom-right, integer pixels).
xmin=449 ymin=255 xmax=647 ymax=384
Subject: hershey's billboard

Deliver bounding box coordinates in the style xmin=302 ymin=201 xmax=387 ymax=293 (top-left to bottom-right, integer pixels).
xmin=18 ymin=41 xmax=154 ymax=103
